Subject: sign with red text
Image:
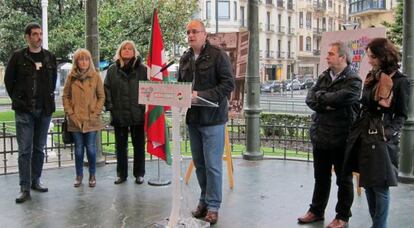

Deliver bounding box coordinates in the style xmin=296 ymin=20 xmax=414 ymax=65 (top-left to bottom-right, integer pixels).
xmin=138 ymin=81 xmax=192 ymax=108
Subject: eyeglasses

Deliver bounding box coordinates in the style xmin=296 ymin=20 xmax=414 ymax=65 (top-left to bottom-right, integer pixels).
xmin=186 ymin=29 xmax=205 ymax=35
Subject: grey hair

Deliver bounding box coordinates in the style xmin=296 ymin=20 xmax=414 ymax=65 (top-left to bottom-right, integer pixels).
xmin=330 ymin=41 xmax=351 ymax=65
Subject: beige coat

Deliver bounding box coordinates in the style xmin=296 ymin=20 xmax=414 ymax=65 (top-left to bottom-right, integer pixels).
xmin=62 ymin=71 xmax=105 ymax=133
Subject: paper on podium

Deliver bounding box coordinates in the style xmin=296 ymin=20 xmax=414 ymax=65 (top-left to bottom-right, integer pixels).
xmin=191 ymin=95 xmax=219 ymax=107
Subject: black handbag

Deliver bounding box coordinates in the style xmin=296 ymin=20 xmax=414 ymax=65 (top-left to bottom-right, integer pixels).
xmin=62 ymin=116 xmax=73 ymax=144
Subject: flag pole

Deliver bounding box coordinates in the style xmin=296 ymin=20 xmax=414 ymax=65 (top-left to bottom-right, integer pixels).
xmin=147 ymin=5 xmax=172 ymax=187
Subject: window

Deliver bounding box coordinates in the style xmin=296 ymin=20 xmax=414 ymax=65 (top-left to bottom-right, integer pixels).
xmin=240 ymin=6 xmax=245 ymax=27
xmin=299 ymin=36 xmax=303 ymax=51
xmin=266 ymin=39 xmax=271 ymax=58
xmin=306 ymin=12 xmax=312 ymax=29
xmin=299 ymin=12 xmax=303 ymax=28
xmin=288 ymin=16 xmax=291 ymax=33
xmin=278 ymin=14 xmax=282 ymax=27
xmin=288 ymin=40 xmax=291 ymax=58
xmin=218 ymin=0 xmax=230 ymax=20
xmin=206 ymin=1 xmax=211 ymax=19
xmin=267 ymin=12 xmax=271 ymax=31
xmin=277 ymin=39 xmax=281 ymax=57
xmin=234 ymin=1 xmax=237 ymax=21
xmin=306 ymin=36 xmax=311 ymax=51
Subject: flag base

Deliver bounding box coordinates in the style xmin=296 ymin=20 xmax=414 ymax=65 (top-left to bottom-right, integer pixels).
xmin=148 ymin=177 xmax=171 ymax=186
xmin=152 ymin=217 xmax=210 ymax=228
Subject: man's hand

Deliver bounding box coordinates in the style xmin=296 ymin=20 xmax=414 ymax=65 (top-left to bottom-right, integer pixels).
xmin=191 ymin=90 xmax=198 ymax=98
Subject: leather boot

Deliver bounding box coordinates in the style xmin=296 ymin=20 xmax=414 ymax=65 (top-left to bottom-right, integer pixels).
xmin=74 ymin=176 xmax=83 ymax=187
xmin=15 ymin=191 xmax=31 ymax=204
xmin=89 ymin=175 xmax=96 ymax=187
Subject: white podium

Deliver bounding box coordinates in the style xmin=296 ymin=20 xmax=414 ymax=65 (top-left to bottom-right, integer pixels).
xmin=139 ymin=81 xmax=213 ymax=227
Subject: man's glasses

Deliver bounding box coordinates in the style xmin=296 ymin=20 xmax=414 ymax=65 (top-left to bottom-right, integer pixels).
xmin=186 ymin=29 xmax=205 ymax=35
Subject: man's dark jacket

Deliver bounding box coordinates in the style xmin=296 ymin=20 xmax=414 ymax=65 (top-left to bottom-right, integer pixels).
xmin=306 ymin=65 xmax=362 ymax=150
xmin=178 ymin=41 xmax=235 ymax=126
xmin=4 ymin=47 xmax=57 ymax=114
xmin=104 ymin=58 xmax=147 ymax=127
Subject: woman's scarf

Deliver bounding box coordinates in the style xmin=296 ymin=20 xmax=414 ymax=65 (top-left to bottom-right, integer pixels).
xmin=365 ymin=69 xmax=394 ymax=107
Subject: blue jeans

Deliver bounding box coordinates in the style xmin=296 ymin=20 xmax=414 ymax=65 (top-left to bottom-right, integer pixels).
xmin=72 ymin=131 xmax=97 ymax=177
xmin=15 ymin=110 xmax=52 ymax=191
xmin=365 ymin=186 xmax=390 ymax=228
xmin=188 ymin=124 xmax=225 ymax=211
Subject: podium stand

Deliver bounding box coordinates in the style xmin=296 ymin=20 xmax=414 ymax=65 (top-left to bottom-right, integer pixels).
xmin=139 ymin=82 xmax=213 ymax=227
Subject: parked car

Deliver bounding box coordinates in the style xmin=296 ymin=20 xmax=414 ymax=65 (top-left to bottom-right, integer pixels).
xmin=286 ymin=79 xmax=301 ymax=91
xmin=260 ymin=80 xmax=282 ymax=93
xmin=300 ymin=78 xmax=315 ymax=89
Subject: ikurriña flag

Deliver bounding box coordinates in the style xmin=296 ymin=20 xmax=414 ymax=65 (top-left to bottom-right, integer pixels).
xmin=144 ymin=8 xmax=171 ymax=165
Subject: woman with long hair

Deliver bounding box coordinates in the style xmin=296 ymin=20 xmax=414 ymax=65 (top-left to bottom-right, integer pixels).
xmin=62 ymin=49 xmax=105 ymax=187
xmin=344 ymin=38 xmax=410 ymax=228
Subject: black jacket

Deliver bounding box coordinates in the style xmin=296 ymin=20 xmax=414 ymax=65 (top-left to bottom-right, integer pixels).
xmin=4 ymin=47 xmax=57 ymax=114
xmin=178 ymin=41 xmax=235 ymax=126
xmin=306 ymin=65 xmax=362 ymax=150
xmin=343 ymin=71 xmax=410 ymax=187
xmin=104 ymin=58 xmax=147 ymax=127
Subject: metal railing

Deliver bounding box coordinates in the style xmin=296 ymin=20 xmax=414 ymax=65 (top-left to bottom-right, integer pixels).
xmin=1 ymin=116 xmax=314 ymax=175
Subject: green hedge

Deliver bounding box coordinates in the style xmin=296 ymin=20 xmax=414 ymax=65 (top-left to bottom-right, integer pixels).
xmin=260 ymin=112 xmax=311 ymax=138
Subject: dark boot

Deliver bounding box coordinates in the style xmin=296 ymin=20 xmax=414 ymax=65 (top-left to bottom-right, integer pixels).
xmin=31 ymin=182 xmax=48 ymax=192
xmin=191 ymin=204 xmax=208 ymax=218
xmin=15 ymin=191 xmax=31 ymax=204
xmin=89 ymin=175 xmax=96 ymax=187
xmin=74 ymin=176 xmax=83 ymax=187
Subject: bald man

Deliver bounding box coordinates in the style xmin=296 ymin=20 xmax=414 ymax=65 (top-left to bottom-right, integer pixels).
xmin=177 ymin=20 xmax=235 ymax=224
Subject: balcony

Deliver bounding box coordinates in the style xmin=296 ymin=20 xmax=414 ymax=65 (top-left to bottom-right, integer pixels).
xmin=265 ymin=50 xmax=274 ymax=59
xmin=276 ymin=51 xmax=286 ymax=59
xmin=313 ymin=27 xmax=326 ymax=36
xmin=265 ymin=24 xmax=275 ymax=33
xmin=350 ymin=0 xmax=387 ymax=17
xmin=259 ymin=22 xmax=264 ymax=31
xmin=313 ymin=49 xmax=321 ymax=55
xmin=239 ymin=19 xmax=247 ymax=28
xmin=287 ymin=27 xmax=295 ymax=36
xmin=287 ymin=1 xmax=294 ymax=12
xmin=276 ymin=25 xmax=285 ymax=34
xmin=265 ymin=0 xmax=274 ymax=8
xmin=287 ymin=51 xmax=295 ymax=59
xmin=313 ymin=0 xmax=326 ymax=11
xmin=277 ymin=0 xmax=284 ymax=9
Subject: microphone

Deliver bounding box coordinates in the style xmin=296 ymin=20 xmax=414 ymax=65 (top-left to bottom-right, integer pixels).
xmin=151 ymin=60 xmax=175 ymax=78
xmin=159 ymin=60 xmax=175 ymax=73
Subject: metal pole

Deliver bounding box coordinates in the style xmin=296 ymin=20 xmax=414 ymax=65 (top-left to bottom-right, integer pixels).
xmin=85 ymin=0 xmax=104 ymax=165
xmin=243 ymin=0 xmax=263 ymax=160
xmin=399 ymin=0 xmax=414 ymax=183
xmin=41 ymin=0 xmax=48 ymax=50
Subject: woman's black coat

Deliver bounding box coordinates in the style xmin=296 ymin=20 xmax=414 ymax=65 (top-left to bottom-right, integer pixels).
xmin=343 ymin=71 xmax=410 ymax=187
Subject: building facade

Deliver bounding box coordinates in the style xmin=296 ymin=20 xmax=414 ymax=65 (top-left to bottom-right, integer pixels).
xmin=197 ymin=0 xmax=349 ymax=81
xmin=349 ymin=0 xmax=399 ymax=28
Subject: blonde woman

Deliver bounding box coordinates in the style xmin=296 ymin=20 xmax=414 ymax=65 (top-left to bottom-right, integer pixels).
xmin=104 ymin=40 xmax=148 ymax=185
xmin=62 ymin=49 xmax=105 ymax=187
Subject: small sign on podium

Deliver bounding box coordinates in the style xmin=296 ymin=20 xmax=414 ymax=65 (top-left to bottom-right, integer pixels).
xmin=138 ymin=81 xmax=192 ymax=108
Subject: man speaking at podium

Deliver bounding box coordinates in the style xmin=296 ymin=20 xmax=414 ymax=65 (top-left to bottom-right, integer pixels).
xmin=177 ymin=19 xmax=235 ymax=224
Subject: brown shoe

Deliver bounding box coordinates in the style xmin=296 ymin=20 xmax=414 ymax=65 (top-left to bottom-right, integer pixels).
xmin=327 ymin=218 xmax=348 ymax=228
xmin=191 ymin=204 xmax=207 ymax=218
xmin=205 ymin=210 xmax=218 ymax=224
xmin=89 ymin=175 xmax=96 ymax=188
xmin=298 ymin=211 xmax=324 ymax=224
xmin=74 ymin=176 xmax=83 ymax=187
